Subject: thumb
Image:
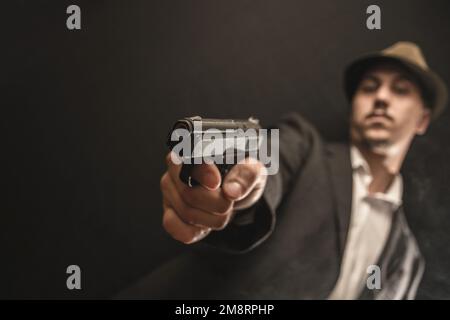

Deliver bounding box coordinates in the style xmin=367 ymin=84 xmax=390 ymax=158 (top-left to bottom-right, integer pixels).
xmin=222 ymin=158 xmax=266 ymax=201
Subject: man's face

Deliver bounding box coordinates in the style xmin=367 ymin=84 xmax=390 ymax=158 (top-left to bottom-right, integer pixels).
xmin=350 ymin=63 xmax=431 ymax=152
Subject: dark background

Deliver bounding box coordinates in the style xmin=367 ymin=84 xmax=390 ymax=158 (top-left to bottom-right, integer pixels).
xmin=2 ymin=0 xmax=450 ymax=299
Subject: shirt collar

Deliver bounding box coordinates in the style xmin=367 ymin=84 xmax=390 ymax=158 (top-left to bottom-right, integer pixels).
xmin=350 ymin=145 xmax=403 ymax=209
xmin=350 ymin=145 xmax=371 ymax=173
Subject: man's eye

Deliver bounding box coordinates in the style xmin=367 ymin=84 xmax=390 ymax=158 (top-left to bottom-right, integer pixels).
xmin=393 ymin=85 xmax=410 ymax=95
xmin=360 ymin=83 xmax=377 ymax=92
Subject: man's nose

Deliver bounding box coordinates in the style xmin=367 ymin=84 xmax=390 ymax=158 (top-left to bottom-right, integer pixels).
xmin=374 ymin=85 xmax=391 ymax=109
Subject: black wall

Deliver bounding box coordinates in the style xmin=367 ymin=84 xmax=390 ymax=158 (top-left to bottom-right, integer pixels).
xmin=2 ymin=0 xmax=450 ymax=298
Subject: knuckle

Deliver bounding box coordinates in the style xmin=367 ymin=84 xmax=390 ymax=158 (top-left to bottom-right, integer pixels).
xmin=212 ymin=214 xmax=230 ymax=230
xmin=160 ymin=173 xmax=170 ymax=194
xmin=162 ymin=209 xmax=173 ymax=233
xmin=180 ymin=206 xmax=197 ymax=225
xmin=160 ymin=172 xmax=167 ymax=188
xmin=253 ymin=160 xmax=265 ymax=172
xmin=165 ymin=153 xmax=172 ymax=166
xmin=181 ymin=228 xmax=201 ymax=244
xmin=162 ymin=210 xmax=195 ymax=244
xmin=179 ymin=234 xmax=195 ymax=244
xmin=216 ymin=199 xmax=233 ymax=214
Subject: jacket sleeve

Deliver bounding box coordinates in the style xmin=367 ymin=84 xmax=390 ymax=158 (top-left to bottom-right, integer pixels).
xmin=196 ymin=112 xmax=323 ymax=253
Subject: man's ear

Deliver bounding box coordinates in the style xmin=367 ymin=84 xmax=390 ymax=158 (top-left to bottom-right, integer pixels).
xmin=416 ymin=108 xmax=431 ymax=135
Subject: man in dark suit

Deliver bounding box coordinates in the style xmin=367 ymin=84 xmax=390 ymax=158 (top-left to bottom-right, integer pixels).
xmin=121 ymin=42 xmax=447 ymax=299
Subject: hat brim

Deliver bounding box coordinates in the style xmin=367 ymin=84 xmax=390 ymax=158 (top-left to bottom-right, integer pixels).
xmin=344 ymin=54 xmax=448 ymax=120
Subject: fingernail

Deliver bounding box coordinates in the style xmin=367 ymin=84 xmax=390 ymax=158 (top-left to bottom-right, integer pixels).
xmin=224 ymin=181 xmax=242 ymax=199
xmin=204 ymin=172 xmax=220 ymax=190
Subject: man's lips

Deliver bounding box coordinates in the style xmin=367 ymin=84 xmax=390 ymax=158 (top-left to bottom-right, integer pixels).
xmin=365 ymin=113 xmax=394 ymax=122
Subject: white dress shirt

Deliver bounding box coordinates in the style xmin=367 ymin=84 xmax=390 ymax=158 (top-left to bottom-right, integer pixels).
xmin=328 ymin=146 xmax=403 ymax=299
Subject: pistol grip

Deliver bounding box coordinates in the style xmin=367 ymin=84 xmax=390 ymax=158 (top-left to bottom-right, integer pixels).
xmin=179 ymin=163 xmax=234 ymax=187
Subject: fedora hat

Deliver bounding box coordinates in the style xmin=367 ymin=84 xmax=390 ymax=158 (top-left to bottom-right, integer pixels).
xmin=344 ymin=41 xmax=448 ymax=120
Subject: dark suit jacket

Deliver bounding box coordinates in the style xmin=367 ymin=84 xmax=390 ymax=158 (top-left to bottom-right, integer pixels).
xmin=119 ymin=112 xmax=424 ymax=299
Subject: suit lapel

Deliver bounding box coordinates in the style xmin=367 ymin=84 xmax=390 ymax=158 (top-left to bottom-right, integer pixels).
xmin=325 ymin=143 xmax=353 ymax=257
